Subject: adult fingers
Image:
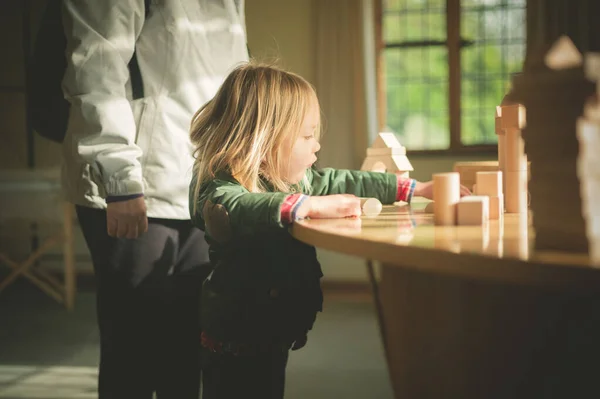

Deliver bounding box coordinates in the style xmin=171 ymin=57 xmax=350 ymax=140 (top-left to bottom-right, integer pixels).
xmin=107 ymin=215 xmax=118 ymax=237
xmin=126 ymin=223 xmax=139 ymax=240
xmin=116 ymin=218 xmax=129 ymax=238
xmin=139 ymin=216 xmax=149 ymax=234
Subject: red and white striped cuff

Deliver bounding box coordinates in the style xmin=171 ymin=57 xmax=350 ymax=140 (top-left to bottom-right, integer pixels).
xmin=281 ymin=193 xmax=308 ymax=224
xmin=397 ymin=177 xmax=416 ymax=203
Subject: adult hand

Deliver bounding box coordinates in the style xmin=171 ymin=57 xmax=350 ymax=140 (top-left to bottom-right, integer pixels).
xmin=106 ymin=197 xmax=148 ymax=239
xmin=414 ymin=180 xmax=471 ymax=200
xmin=297 ymin=194 xmax=362 ymax=219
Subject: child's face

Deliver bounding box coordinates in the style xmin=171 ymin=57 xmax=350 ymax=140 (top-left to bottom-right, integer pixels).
xmin=282 ymin=100 xmax=321 ymax=184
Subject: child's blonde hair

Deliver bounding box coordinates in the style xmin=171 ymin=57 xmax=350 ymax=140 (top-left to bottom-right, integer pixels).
xmin=190 ymin=62 xmax=320 ymax=210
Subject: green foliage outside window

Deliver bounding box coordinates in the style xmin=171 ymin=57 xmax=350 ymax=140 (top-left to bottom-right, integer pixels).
xmin=383 ymin=0 xmax=525 ymax=150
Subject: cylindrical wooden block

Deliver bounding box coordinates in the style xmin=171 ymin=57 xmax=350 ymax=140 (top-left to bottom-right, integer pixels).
xmin=505 ymin=170 xmax=528 ymax=213
xmin=505 ymin=128 xmax=527 ymax=172
xmin=433 ymin=172 xmax=460 ymax=225
xmin=360 ymin=197 xmax=383 ymax=216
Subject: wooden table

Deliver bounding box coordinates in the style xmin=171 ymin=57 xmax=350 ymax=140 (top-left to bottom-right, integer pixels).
xmin=292 ymin=201 xmax=600 ymax=399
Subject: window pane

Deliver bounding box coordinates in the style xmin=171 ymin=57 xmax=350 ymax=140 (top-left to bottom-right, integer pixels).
xmin=384 ymin=7 xmax=446 ymax=43
xmin=384 ymin=13 xmax=403 ymax=42
xmin=385 ymin=47 xmax=449 ymax=150
xmin=460 ymin=0 xmax=525 ymax=146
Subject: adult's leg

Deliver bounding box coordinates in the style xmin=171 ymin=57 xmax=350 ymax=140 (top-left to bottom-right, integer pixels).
xmin=202 ymin=348 xmax=289 ymax=399
xmin=76 ymin=206 xmax=180 ymax=399
xmin=156 ymin=222 xmax=211 ymax=399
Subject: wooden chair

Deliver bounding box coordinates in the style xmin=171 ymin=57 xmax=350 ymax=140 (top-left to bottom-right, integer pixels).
xmin=0 ymin=169 xmax=76 ymax=310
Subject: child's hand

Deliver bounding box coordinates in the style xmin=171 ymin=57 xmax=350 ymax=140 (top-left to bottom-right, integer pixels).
xmin=414 ymin=180 xmax=471 ymax=200
xmin=297 ymin=194 xmax=362 ymax=219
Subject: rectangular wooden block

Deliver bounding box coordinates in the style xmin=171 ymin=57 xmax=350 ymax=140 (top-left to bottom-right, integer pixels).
xmin=495 ymin=106 xmax=503 ymax=134
xmin=453 ymin=161 xmax=499 ymax=192
xmin=489 ymin=194 xmax=504 ymax=220
xmin=505 ymin=170 xmax=528 ymax=214
xmin=457 ymin=196 xmax=489 ymax=226
xmin=505 ymin=129 xmax=527 ymax=172
xmin=476 ymin=171 xmax=502 ymax=197
xmin=501 ymin=104 xmax=526 ymax=130
xmin=367 ymin=147 xmax=406 ymax=156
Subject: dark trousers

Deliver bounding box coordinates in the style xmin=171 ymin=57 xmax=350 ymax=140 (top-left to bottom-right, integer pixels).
xmin=76 ymin=206 xmax=211 ymax=399
xmin=202 ymin=348 xmax=289 ymax=399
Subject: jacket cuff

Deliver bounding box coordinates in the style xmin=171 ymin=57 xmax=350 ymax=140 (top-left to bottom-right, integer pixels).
xmin=397 ymin=177 xmax=416 ymax=203
xmin=106 ymin=193 xmax=144 ymax=203
xmin=104 ymin=179 xmax=144 ymax=197
xmin=281 ymin=194 xmax=308 ymax=224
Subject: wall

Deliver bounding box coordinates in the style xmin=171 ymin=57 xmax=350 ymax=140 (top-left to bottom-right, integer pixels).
xmin=246 ymin=0 xmax=316 ymax=84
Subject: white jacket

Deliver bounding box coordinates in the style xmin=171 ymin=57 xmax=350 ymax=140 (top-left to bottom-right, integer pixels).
xmin=61 ymin=0 xmax=249 ymax=219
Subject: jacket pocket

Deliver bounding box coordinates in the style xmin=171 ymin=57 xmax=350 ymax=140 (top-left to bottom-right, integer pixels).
xmin=132 ymin=98 xmax=155 ymax=172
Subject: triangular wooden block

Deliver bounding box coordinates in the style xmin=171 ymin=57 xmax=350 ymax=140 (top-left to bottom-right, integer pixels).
xmin=391 ymin=155 xmax=414 ymax=172
xmin=372 ymin=132 xmax=403 ymax=149
xmin=544 ymin=36 xmax=583 ymax=70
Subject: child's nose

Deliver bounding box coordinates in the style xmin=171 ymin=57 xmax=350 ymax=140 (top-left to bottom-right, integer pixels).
xmin=313 ymin=141 xmax=321 ymax=153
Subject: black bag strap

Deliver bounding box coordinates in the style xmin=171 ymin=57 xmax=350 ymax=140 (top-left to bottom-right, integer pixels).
xmin=128 ymin=0 xmax=151 ymax=100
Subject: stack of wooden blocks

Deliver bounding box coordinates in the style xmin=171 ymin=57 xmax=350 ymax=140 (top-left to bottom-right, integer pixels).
xmin=577 ymin=52 xmax=600 ymax=263
xmin=512 ymin=36 xmax=595 ymax=253
xmin=361 ymin=132 xmax=413 ymax=177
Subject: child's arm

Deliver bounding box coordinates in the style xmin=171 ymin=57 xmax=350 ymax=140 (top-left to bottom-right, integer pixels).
xmin=305 ymin=167 xmax=414 ymax=204
xmin=192 ymin=179 xmax=362 ymax=243
xmin=192 ymin=179 xmax=288 ymax=238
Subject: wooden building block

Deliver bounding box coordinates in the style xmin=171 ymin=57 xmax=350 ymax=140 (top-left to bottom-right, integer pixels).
xmin=505 ymin=170 xmax=528 ymax=214
xmin=360 ymin=198 xmax=382 ymax=217
xmin=372 ymin=132 xmax=403 ymax=148
xmin=584 ymin=52 xmax=600 ymax=82
xmin=501 ymin=104 xmax=526 ymax=130
xmin=504 ymin=128 xmax=527 ymax=172
xmin=476 ymin=171 xmax=503 ymax=197
xmin=367 ymin=147 xmax=406 ymax=156
xmin=361 ymin=132 xmax=414 ymax=173
xmin=453 ymin=161 xmax=499 ymax=192
xmin=489 ymin=194 xmax=504 ymax=220
xmin=544 ymin=35 xmax=583 ymax=70
xmin=360 ymin=156 xmax=413 ymax=173
xmin=457 ymin=196 xmax=489 ymax=226
xmin=433 ymin=172 xmax=460 ymax=226
xmin=583 ymin=97 xmax=600 ymax=121
xmin=494 ymin=106 xmax=503 ymax=135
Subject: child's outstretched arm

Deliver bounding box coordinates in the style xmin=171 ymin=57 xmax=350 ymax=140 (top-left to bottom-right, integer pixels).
xmin=305 ymin=167 xmax=414 ymax=204
xmin=305 ymin=168 xmax=470 ymax=203
xmin=191 ymin=177 xmax=364 ymax=243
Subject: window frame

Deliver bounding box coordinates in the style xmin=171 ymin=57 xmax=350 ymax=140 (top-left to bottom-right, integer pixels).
xmin=375 ymin=0 xmax=522 ymax=155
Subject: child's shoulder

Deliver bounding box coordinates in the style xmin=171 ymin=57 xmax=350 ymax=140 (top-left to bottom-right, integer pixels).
xmin=200 ymin=172 xmax=247 ymax=194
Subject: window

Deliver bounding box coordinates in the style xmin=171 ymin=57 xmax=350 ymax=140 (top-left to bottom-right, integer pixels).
xmin=378 ymin=0 xmax=526 ymax=152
